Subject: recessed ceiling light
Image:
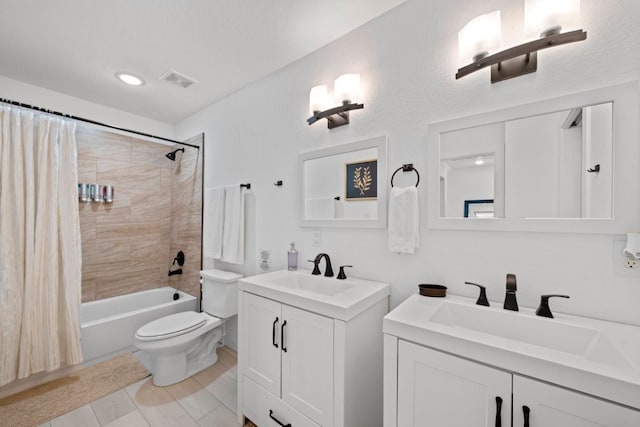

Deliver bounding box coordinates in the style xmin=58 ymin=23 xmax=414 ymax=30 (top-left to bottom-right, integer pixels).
xmin=115 ymin=72 xmax=145 ymax=86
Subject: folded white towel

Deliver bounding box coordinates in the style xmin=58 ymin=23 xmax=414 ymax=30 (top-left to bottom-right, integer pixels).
xmin=203 ymin=187 xmax=225 ymax=259
xmin=388 ymin=186 xmax=419 ymax=254
xmin=221 ymin=185 xmax=245 ymax=264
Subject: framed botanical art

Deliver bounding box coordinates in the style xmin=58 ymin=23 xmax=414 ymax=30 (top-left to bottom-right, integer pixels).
xmin=345 ymin=159 xmax=377 ymax=200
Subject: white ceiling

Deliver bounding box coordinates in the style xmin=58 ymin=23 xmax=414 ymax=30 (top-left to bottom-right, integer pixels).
xmin=0 ymin=0 xmax=407 ymax=124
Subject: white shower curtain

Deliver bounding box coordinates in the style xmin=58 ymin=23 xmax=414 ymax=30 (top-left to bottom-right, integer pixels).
xmin=0 ymin=106 xmax=83 ymax=386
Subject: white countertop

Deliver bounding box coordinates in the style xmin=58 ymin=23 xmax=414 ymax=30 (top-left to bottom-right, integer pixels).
xmin=384 ymin=293 xmax=640 ymax=410
xmin=239 ymin=269 xmax=390 ymax=321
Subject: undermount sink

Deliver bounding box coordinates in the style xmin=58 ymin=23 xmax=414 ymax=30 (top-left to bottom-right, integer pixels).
xmin=239 ymin=269 xmax=390 ymax=321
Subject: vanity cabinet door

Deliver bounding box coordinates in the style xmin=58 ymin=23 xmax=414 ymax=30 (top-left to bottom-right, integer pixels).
xmin=397 ymin=340 xmax=511 ymax=427
xmin=281 ymin=304 xmax=334 ymax=426
xmin=242 ymin=292 xmax=282 ymax=397
xmin=513 ymin=376 xmax=640 ymax=427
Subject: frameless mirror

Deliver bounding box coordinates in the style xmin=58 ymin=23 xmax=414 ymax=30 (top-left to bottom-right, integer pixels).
xmin=299 ymin=136 xmax=387 ymax=228
xmin=427 ymin=83 xmax=639 ymax=233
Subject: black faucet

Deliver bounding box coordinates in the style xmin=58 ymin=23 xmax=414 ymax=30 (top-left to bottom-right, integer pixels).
xmin=337 ymin=265 xmax=352 ymax=280
xmin=536 ymin=294 xmax=570 ymax=318
xmin=309 ymin=253 xmax=334 ymax=277
xmin=503 ymin=273 xmax=518 ymax=311
xmin=465 ymin=282 xmax=490 ymax=306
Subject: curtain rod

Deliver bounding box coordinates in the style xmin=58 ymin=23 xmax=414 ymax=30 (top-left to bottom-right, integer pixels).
xmin=0 ymin=97 xmax=200 ymax=149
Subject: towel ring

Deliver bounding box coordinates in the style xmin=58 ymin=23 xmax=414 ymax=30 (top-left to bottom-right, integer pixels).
xmin=390 ymin=164 xmax=420 ymax=188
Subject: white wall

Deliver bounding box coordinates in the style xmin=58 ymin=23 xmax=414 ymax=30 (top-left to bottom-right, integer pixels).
xmin=177 ymin=0 xmax=640 ymax=326
xmin=0 ymin=75 xmax=175 ymax=138
xmin=505 ymin=111 xmax=566 ymax=218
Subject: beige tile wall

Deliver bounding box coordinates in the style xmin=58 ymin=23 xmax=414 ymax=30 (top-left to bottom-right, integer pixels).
xmin=77 ymin=126 xmax=203 ymax=302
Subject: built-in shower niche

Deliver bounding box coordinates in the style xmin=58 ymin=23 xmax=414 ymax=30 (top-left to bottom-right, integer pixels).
xmin=76 ymin=125 xmax=203 ymax=302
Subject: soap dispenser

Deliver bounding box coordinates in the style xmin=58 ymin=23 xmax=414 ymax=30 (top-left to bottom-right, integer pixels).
xmin=288 ymin=243 xmax=298 ymax=271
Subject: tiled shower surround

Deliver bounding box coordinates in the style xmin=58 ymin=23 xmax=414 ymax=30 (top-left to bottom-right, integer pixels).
xmin=77 ymin=125 xmax=203 ymax=302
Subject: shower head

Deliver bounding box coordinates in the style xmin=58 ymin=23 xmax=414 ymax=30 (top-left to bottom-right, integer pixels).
xmin=165 ymin=147 xmax=185 ymax=161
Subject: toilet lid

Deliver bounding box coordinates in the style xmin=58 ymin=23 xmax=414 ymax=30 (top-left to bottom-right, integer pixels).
xmin=136 ymin=311 xmax=208 ymax=341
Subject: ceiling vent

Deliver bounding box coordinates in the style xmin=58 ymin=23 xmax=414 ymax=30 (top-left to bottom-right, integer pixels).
xmin=159 ymin=69 xmax=198 ymax=89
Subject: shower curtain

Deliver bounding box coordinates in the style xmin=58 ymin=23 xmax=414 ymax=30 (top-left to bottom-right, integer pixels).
xmin=0 ymin=105 xmax=83 ymax=386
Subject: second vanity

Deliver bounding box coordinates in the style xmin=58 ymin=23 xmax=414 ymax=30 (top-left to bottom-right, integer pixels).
xmin=238 ymin=269 xmax=390 ymax=427
xmin=383 ymin=293 xmax=640 ymax=426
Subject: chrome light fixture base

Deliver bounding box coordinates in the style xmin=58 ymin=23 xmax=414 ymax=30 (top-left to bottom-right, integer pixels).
xmin=456 ymin=29 xmax=587 ymax=83
xmin=307 ymin=102 xmax=364 ymax=129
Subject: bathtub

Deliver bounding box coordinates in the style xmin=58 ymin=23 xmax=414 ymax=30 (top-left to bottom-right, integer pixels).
xmin=80 ymin=287 xmax=198 ymax=363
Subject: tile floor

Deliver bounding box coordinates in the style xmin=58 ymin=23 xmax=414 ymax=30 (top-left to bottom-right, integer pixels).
xmin=39 ymin=347 xmax=241 ymax=427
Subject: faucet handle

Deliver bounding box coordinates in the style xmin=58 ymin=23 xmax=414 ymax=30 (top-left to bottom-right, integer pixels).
xmin=307 ymin=260 xmax=321 ymax=275
xmin=536 ymin=294 xmax=570 ymax=318
xmin=464 ymin=282 xmax=490 ymax=306
xmin=337 ymin=265 xmax=353 ymax=280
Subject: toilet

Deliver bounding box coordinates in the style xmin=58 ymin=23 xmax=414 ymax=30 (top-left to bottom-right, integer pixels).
xmin=133 ymin=269 xmax=242 ymax=386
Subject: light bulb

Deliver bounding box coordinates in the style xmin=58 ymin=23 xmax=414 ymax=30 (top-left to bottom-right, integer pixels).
xmin=458 ymin=11 xmax=502 ymax=62
xmin=309 ymin=85 xmax=330 ymax=115
xmin=334 ymin=74 xmax=360 ymax=104
xmin=525 ymin=0 xmax=580 ymax=38
xmin=115 ymin=72 xmax=144 ymax=86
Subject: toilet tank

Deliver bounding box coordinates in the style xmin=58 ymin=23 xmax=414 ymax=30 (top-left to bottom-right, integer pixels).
xmin=200 ymin=269 xmax=243 ymax=318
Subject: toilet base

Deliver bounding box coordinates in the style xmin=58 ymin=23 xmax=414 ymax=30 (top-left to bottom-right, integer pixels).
xmin=144 ymin=327 xmax=223 ymax=386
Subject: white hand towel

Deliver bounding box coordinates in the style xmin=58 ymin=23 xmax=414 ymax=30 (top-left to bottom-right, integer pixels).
xmin=221 ymin=185 xmax=245 ymax=264
xmin=388 ymin=186 xmax=419 ymax=254
xmin=203 ymin=187 xmax=225 ymax=259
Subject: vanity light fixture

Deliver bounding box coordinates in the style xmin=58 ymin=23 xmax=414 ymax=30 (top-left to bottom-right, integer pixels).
xmin=307 ymin=74 xmax=364 ymax=129
xmin=456 ymin=0 xmax=586 ymax=83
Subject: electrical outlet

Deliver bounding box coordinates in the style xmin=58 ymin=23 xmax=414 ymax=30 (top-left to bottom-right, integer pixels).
xmin=312 ymin=231 xmax=321 ymax=247
xmin=613 ymin=240 xmax=640 ymax=276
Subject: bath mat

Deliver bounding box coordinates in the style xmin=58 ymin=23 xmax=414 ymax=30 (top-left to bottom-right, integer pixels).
xmin=0 ymin=352 xmax=150 ymax=427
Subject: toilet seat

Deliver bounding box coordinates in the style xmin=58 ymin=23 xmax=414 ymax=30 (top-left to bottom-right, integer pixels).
xmin=135 ymin=311 xmax=208 ymax=342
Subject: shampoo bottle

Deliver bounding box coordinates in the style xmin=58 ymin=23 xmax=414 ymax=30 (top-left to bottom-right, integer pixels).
xmin=288 ymin=243 xmax=298 ymax=271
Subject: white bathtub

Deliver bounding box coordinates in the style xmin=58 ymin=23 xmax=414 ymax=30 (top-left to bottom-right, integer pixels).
xmin=80 ymin=287 xmax=198 ymax=363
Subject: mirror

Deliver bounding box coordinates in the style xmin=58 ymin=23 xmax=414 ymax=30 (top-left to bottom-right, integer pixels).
xmin=427 ymin=83 xmax=639 ymax=233
xmin=439 ymin=103 xmax=612 ymax=219
xmin=299 ymin=136 xmax=387 ymax=228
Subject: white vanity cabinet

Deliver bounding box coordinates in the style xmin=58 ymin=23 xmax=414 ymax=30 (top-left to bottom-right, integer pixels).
xmin=241 ymin=292 xmax=333 ymax=426
xmin=396 ymin=340 xmax=511 ymax=426
xmin=383 ymin=294 xmax=640 ymax=427
xmin=513 ymin=376 xmax=639 ymax=426
xmin=238 ymin=271 xmax=390 ymax=427
xmin=389 ymin=338 xmax=639 ymax=427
